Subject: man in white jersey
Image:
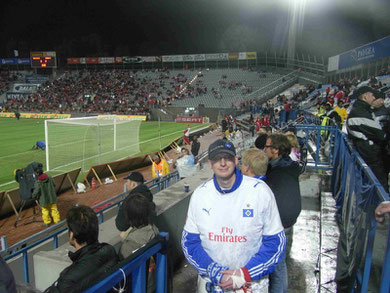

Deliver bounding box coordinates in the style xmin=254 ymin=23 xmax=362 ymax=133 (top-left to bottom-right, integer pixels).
xmin=182 ymin=139 xmax=286 ymax=292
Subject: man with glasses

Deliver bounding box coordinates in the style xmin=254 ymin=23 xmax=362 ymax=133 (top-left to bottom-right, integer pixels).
xmin=182 ymin=139 xmax=285 ymax=293
xmin=264 ymin=133 xmax=302 ymax=293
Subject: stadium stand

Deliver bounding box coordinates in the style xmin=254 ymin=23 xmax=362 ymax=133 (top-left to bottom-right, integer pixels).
xmin=2 ymin=68 xmax=300 ymax=114
xmin=1 ymin=47 xmax=390 ymax=292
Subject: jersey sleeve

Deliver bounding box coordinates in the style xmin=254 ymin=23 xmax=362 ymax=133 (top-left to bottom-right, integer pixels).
xmin=182 ymin=192 xmax=211 ymax=276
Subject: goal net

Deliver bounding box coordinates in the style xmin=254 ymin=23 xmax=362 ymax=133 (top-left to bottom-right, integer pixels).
xmin=45 ymin=115 xmax=142 ymax=172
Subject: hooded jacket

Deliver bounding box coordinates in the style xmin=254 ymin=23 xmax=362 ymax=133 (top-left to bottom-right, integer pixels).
xmin=265 ymin=155 xmax=302 ymax=228
xmin=32 ymin=173 xmax=57 ymax=206
xmin=115 ymin=184 xmax=154 ymax=232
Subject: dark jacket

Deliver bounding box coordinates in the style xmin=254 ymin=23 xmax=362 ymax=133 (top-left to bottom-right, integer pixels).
xmin=347 ymin=99 xmax=386 ymax=161
xmin=115 ymin=184 xmax=154 ymax=232
xmin=265 ymin=155 xmax=302 ymax=228
xmin=191 ymin=140 xmax=200 ymax=157
xmin=45 ymin=242 xmax=119 ymax=293
xmin=32 ymin=174 xmax=57 ymax=207
xmin=0 ymin=256 xmax=16 ymax=293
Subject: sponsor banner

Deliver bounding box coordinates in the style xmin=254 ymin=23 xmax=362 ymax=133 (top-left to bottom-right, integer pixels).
xmin=0 ymin=113 xmax=71 ymax=119
xmin=194 ymin=54 xmax=205 ymax=61
xmin=162 ymin=55 xmax=184 ymax=62
xmin=97 ymin=114 xmax=146 ymax=121
xmin=205 ymin=53 xmax=229 ymax=61
xmin=25 ymin=74 xmax=49 ymax=84
xmin=336 ymin=36 xmax=390 ymax=70
xmin=123 ymin=56 xmax=143 ymax=64
xmin=238 ymin=52 xmax=247 ymax=60
xmin=31 ymin=51 xmax=56 ymax=57
xmin=12 ymin=83 xmax=39 ymax=93
xmin=98 ymin=57 xmax=115 ymax=64
xmin=83 ymin=57 xmax=99 ymax=64
xmin=2 ymin=58 xmax=32 ymax=65
xmin=246 ymin=52 xmax=257 ymax=60
xmin=141 ymin=56 xmax=161 ymax=63
xmin=183 ymin=54 xmax=206 ymax=62
xmin=6 ymin=93 xmax=31 ymax=99
xmin=183 ymin=55 xmax=195 ymax=62
xmin=228 ymin=52 xmax=239 ymax=60
xmin=175 ymin=116 xmax=203 ymax=123
xmin=67 ymin=58 xmax=80 ymax=64
xmin=115 ymin=57 xmax=123 ymax=64
xmin=1 ymin=59 xmax=17 ymax=65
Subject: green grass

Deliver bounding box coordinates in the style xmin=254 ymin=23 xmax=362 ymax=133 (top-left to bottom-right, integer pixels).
xmin=0 ymin=118 xmax=207 ymax=191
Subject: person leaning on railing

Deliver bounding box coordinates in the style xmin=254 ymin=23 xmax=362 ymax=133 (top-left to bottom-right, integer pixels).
xmin=346 ymin=86 xmax=388 ymax=192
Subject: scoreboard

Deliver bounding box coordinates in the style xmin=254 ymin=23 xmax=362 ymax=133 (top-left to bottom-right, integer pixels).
xmin=30 ymin=51 xmax=57 ymax=68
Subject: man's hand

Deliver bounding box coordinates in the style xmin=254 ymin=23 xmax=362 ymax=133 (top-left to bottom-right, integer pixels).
xmin=371 ymin=98 xmax=384 ymax=109
xmin=375 ymin=201 xmax=390 ymax=223
xmin=218 ymin=269 xmax=248 ymax=290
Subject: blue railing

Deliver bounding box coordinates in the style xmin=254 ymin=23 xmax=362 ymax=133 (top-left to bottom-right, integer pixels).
xmin=295 ymin=124 xmax=337 ymax=170
xmin=1 ymin=171 xmax=180 ymax=284
xmin=332 ymin=131 xmax=390 ymax=293
xmin=84 ymin=232 xmax=168 ymax=293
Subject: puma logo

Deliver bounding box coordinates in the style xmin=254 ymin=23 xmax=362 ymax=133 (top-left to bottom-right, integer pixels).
xmin=202 ymin=208 xmax=211 ymax=215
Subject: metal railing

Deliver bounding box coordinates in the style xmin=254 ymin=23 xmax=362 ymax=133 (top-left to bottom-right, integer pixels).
xmin=332 ymin=132 xmax=390 ymax=293
xmin=84 ymin=232 xmax=168 ymax=293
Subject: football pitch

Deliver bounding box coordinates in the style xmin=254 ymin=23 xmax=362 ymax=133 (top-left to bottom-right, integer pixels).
xmin=0 ymin=118 xmax=207 ymax=191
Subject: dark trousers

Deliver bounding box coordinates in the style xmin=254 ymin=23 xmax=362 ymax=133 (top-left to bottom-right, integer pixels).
xmin=361 ymin=153 xmax=389 ymax=192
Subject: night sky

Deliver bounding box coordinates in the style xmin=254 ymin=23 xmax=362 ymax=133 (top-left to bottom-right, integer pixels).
xmin=1 ymin=0 xmax=389 ymax=60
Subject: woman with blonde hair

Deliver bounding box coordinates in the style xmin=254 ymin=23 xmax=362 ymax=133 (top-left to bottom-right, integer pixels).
xmin=286 ymin=133 xmax=301 ymax=162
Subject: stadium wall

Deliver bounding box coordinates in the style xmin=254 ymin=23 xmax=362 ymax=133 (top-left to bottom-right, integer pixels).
xmin=165 ymin=106 xmax=237 ymax=123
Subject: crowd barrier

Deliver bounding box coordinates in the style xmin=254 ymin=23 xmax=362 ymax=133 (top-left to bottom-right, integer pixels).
xmin=332 ymin=131 xmax=390 ymax=292
xmin=84 ymin=232 xmax=168 ymax=293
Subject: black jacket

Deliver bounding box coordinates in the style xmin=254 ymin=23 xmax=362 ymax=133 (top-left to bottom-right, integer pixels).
xmin=115 ymin=184 xmax=154 ymax=231
xmin=265 ymin=155 xmax=302 ymax=228
xmin=191 ymin=140 xmax=200 ymax=157
xmin=0 ymin=256 xmax=16 ymax=293
xmin=347 ymin=99 xmax=386 ymax=161
xmin=45 ymin=242 xmax=119 ymax=293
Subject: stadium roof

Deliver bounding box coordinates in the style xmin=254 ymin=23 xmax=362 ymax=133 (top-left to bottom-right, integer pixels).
xmin=0 ymin=0 xmax=389 ymax=59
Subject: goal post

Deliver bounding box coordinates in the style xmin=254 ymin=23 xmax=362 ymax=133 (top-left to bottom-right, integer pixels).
xmin=45 ymin=115 xmax=142 ymax=172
